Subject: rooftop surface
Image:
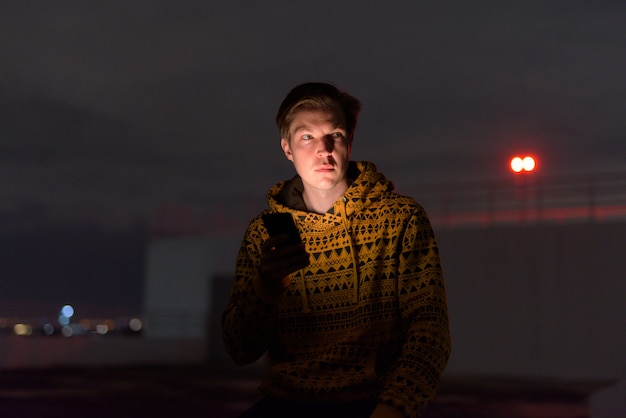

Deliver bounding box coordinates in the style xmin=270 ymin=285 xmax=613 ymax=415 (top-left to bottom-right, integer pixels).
xmin=0 ymin=363 xmax=610 ymax=418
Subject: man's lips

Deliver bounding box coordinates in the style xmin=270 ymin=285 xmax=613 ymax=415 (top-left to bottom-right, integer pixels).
xmin=315 ymin=165 xmax=335 ymax=172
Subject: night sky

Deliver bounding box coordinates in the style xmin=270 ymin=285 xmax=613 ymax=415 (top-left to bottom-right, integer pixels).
xmin=1 ymin=1 xmax=625 ymax=317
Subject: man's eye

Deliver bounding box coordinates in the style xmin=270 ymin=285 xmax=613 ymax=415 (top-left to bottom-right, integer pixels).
xmin=302 ymin=134 xmax=313 ymax=140
xmin=331 ymin=132 xmax=344 ymax=139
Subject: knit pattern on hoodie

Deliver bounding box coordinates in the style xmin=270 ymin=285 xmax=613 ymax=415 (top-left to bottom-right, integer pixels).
xmin=222 ymin=161 xmax=450 ymax=418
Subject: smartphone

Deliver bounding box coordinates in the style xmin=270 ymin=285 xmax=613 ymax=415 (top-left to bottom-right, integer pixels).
xmin=262 ymin=212 xmax=302 ymax=244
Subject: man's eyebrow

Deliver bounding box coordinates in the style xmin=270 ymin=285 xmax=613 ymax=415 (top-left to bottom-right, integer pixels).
xmin=292 ymin=123 xmax=344 ymax=133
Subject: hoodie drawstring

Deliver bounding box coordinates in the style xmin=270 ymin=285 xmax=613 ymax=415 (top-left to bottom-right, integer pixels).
xmin=298 ymin=269 xmax=310 ymax=313
xmin=339 ymin=196 xmax=360 ymax=305
xmin=296 ymin=198 xmax=359 ymax=314
xmin=289 ymin=212 xmax=310 ymax=314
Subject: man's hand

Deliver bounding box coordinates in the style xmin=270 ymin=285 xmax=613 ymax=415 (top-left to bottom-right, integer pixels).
xmin=259 ymin=234 xmax=310 ymax=289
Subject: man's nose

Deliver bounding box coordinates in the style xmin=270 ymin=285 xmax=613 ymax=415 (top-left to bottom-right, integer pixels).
xmin=318 ymin=135 xmax=334 ymax=155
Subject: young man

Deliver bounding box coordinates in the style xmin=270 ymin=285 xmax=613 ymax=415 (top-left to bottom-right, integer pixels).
xmin=222 ymin=82 xmax=450 ymax=418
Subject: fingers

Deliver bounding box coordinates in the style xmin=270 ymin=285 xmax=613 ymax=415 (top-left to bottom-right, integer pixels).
xmin=260 ymin=236 xmax=310 ymax=287
xmin=261 ymin=234 xmax=294 ymax=254
xmin=261 ymin=244 xmax=309 ymax=278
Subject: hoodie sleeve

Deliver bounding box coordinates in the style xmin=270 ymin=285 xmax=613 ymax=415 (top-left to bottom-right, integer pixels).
xmin=221 ymin=218 xmax=284 ymax=366
xmin=378 ymin=207 xmax=451 ymax=417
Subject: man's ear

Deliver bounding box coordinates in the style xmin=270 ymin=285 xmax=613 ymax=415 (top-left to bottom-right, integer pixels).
xmin=280 ymin=138 xmax=293 ymax=161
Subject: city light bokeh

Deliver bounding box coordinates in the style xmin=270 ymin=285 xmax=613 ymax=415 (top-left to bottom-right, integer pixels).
xmin=1 ymin=304 xmax=143 ymax=338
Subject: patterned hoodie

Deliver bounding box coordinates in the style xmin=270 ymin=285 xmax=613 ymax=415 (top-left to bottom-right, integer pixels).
xmin=222 ymin=161 xmax=450 ymax=417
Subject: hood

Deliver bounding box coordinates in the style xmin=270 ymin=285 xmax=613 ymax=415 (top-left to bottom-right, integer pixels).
xmin=266 ymin=160 xmax=395 ymax=217
xmin=264 ymin=161 xmax=395 ymax=313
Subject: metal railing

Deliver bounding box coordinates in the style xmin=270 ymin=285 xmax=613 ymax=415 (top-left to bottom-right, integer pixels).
xmin=411 ymin=171 xmax=626 ymax=227
xmin=151 ymin=171 xmax=626 ymax=235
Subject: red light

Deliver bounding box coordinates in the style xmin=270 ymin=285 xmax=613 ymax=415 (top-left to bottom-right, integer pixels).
xmin=511 ymin=157 xmax=524 ymax=173
xmin=510 ymin=155 xmax=536 ymax=173
xmin=522 ymin=156 xmax=535 ymax=172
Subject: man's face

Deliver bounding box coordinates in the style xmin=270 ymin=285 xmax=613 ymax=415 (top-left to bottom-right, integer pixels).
xmin=281 ymin=109 xmax=351 ymax=195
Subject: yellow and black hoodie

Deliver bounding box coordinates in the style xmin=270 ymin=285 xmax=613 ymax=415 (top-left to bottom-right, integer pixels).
xmin=222 ymin=161 xmax=450 ymax=417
